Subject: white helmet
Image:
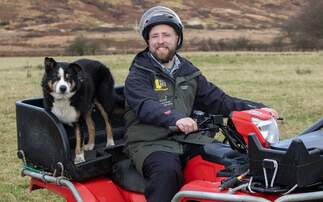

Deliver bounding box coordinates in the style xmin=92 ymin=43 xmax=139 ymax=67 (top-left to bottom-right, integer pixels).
xmin=138 ymin=6 xmax=184 ymax=49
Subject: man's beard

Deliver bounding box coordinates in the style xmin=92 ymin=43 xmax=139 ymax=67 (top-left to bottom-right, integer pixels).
xmin=151 ymin=46 xmax=176 ymax=64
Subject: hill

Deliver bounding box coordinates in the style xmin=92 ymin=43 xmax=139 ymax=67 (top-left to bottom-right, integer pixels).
xmin=0 ymin=0 xmax=306 ymax=56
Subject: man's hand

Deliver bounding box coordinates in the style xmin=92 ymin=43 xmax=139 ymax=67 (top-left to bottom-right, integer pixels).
xmin=261 ymin=108 xmax=279 ymax=119
xmin=176 ymin=117 xmax=198 ymax=134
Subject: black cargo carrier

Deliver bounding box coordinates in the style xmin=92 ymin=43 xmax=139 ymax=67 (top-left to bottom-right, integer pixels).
xmin=248 ymin=132 xmax=323 ymax=189
xmin=16 ymin=87 xmax=126 ymax=181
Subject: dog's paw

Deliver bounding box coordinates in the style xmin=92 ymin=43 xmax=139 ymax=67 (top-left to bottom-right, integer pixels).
xmin=106 ymin=139 xmax=115 ymax=147
xmin=74 ymin=153 xmax=85 ymax=164
xmin=84 ymin=143 xmax=95 ymax=151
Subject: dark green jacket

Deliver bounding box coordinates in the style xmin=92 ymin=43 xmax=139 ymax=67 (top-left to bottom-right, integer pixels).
xmin=124 ymin=49 xmax=266 ymax=173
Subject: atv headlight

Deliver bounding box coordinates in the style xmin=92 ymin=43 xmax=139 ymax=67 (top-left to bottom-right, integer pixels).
xmin=252 ymin=117 xmax=280 ymax=144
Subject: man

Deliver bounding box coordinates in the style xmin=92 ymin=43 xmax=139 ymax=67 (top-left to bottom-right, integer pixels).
xmin=124 ymin=6 xmax=278 ymax=202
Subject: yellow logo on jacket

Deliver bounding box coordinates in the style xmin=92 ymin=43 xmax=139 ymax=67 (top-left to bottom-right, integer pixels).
xmin=154 ymin=79 xmax=168 ymax=91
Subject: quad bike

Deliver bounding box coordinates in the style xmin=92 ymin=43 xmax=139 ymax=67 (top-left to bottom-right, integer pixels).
xmin=16 ymin=86 xmax=323 ymax=202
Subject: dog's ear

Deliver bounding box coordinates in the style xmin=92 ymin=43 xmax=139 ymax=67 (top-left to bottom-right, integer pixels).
xmin=69 ymin=63 xmax=82 ymax=73
xmin=44 ymin=57 xmax=56 ymax=73
xmin=70 ymin=63 xmax=84 ymax=82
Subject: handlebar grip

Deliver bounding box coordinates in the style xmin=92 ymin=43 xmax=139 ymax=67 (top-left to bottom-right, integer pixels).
xmin=169 ymin=126 xmax=179 ymax=132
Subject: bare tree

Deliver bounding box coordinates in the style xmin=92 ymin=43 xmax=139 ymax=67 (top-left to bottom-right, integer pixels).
xmin=282 ymin=0 xmax=323 ymax=49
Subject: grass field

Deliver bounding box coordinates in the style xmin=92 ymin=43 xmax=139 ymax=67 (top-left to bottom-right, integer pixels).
xmin=0 ymin=52 xmax=322 ymax=201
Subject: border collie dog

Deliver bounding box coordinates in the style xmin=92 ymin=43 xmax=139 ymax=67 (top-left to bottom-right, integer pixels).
xmin=42 ymin=57 xmax=115 ymax=164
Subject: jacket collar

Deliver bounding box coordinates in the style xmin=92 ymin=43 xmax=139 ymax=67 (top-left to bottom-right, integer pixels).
xmin=131 ymin=48 xmax=199 ymax=77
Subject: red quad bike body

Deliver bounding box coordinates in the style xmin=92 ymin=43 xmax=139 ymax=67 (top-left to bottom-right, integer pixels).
xmin=16 ymin=87 xmax=323 ymax=202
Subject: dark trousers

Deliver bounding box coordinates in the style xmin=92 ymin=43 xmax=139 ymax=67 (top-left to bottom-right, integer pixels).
xmin=142 ymin=145 xmax=202 ymax=202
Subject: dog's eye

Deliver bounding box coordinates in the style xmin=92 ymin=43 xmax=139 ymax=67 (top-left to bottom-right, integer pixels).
xmin=52 ymin=75 xmax=60 ymax=81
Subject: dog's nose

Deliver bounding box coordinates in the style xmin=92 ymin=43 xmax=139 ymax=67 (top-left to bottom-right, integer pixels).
xmin=59 ymin=85 xmax=67 ymax=93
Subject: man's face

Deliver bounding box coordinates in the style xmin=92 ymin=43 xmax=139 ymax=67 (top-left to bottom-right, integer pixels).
xmin=148 ymin=24 xmax=178 ymax=63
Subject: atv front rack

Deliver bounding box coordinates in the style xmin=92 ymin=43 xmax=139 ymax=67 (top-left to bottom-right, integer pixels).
xmin=172 ymin=189 xmax=323 ymax=202
xmin=172 ymin=190 xmax=271 ymax=202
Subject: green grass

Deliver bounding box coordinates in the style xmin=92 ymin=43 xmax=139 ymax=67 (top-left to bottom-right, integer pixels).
xmin=0 ymin=52 xmax=322 ymax=201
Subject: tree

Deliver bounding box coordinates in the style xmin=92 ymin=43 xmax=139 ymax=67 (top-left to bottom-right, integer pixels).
xmin=66 ymin=35 xmax=102 ymax=56
xmin=283 ymin=0 xmax=323 ymax=49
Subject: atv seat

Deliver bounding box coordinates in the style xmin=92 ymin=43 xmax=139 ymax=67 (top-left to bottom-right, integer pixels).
xmin=110 ymin=142 xmax=248 ymax=193
xmin=202 ymin=142 xmax=245 ymax=166
xmin=202 ymin=143 xmax=248 ymax=177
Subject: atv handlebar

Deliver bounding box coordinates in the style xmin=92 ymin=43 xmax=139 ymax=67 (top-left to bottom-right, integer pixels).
xmin=169 ymin=125 xmax=180 ymax=132
xmin=168 ymin=112 xmax=223 ymax=138
xmin=169 ymin=111 xmax=224 ymax=133
xmin=168 ymin=110 xmax=249 ymax=152
xmin=168 ymin=125 xmax=221 ymax=135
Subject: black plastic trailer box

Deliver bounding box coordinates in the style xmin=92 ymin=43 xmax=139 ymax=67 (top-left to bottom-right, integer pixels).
xmin=16 ymin=87 xmax=126 ymax=181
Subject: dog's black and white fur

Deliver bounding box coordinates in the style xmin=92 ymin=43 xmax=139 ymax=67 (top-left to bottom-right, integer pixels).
xmin=42 ymin=57 xmax=115 ymax=164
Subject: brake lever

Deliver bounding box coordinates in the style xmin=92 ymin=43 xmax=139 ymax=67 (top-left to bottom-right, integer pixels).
xmin=169 ymin=126 xmax=180 ymax=132
xmin=168 ymin=126 xmax=220 ymax=139
xmin=168 ymin=126 xmax=198 ymax=139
